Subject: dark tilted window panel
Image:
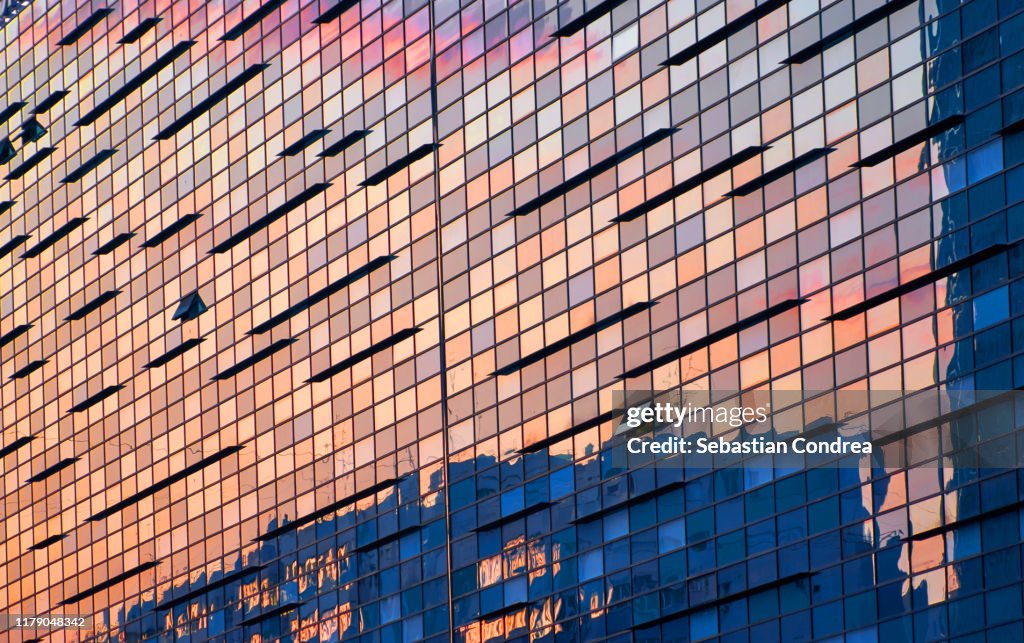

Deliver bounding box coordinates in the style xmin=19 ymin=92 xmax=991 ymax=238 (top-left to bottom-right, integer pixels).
xmin=1001 ymin=116 xmax=1024 ymax=136
xmin=257 ymin=477 xmax=401 ymax=541
xmin=28 ymin=533 xmax=66 ymax=551
xmin=7 ymin=147 xmax=57 ymax=180
xmin=873 ymin=388 xmax=1020 ymax=448
xmin=61 ymin=148 xmax=117 ymax=183
xmin=0 ymin=435 xmax=34 ymax=459
xmin=21 ymin=218 xmax=88 ymax=258
xmin=306 ymin=327 xmax=422 ymax=383
xmin=58 ymin=561 xmax=161 ymax=606
xmin=551 ymin=0 xmax=630 ymax=37
xmin=318 ymin=129 xmax=371 ymax=157
xmin=493 ymin=301 xmax=655 ymax=376
xmin=68 ymin=385 xmax=124 ymax=414
xmin=826 ymin=243 xmax=1011 ymax=321
xmin=507 ymin=128 xmax=677 ymax=217
xmin=0 ymin=323 xmax=31 ymax=347
xmin=221 ymin=0 xmax=286 ymax=41
xmin=144 ymin=338 xmax=204 ymax=369
xmin=155 ymin=565 xmax=267 ymax=611
xmin=361 ymin=143 xmax=439 ymax=186
xmin=614 ymin=145 xmax=768 ymax=222
xmin=314 ymin=0 xmax=360 ymax=24
xmin=20 ymin=118 xmax=46 ymax=142
xmin=66 ymin=290 xmax=120 ymax=321
xmin=26 ymin=457 xmax=79 ymax=483
xmin=575 ymin=481 xmax=687 ymax=524
xmin=32 ymin=90 xmax=70 ymax=114
xmin=213 ymin=338 xmax=297 ymax=380
xmin=172 ymin=291 xmax=208 ymax=321
xmin=57 ymin=8 xmax=114 ymax=46
xmin=77 ymin=41 xmax=196 ymax=126
xmin=238 ymin=602 xmax=302 ymax=627
xmin=118 ymin=17 xmax=162 ymax=44
xmin=0 ymin=138 xmax=15 ymax=163
xmin=853 ymin=115 xmax=965 ymax=167
xmin=517 ymin=410 xmax=620 ymax=453
xmin=0 ymin=200 xmax=15 ymax=215
xmin=663 ymin=0 xmax=791 ymax=66
xmin=154 ymin=64 xmax=270 ymax=140
xmin=479 ymin=602 xmax=531 ymax=621
xmin=87 ymin=446 xmax=244 ymax=522
xmin=278 ymin=128 xmax=330 ymax=156
xmin=11 ymin=359 xmax=47 ymax=379
xmin=725 ymin=147 xmax=834 ymax=197
xmin=905 ymin=499 xmax=1024 ymax=542
xmin=0 ymin=234 xmax=30 ymax=259
xmin=783 ymin=0 xmax=918 ymax=64
xmin=93 ymin=232 xmax=135 ymax=255
xmin=210 ymin=182 xmax=331 ymax=254
xmin=352 ymin=525 xmax=421 ymax=552
xmin=249 ymin=254 xmax=396 ymax=335
xmin=142 ymin=212 xmax=202 ymax=248
xmin=632 ymin=573 xmax=812 ymax=629
xmin=473 ymin=503 xmax=552 ymax=532
xmin=618 ymin=298 xmax=807 ymax=379
xmin=0 ymin=101 xmax=26 ymax=126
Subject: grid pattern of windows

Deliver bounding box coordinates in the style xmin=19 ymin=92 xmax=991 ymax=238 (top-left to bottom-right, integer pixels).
xmin=1 ymin=0 xmax=1024 ymax=641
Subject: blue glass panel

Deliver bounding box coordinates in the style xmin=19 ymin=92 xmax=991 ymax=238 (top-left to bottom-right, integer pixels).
xmin=550 ymin=465 xmax=574 ymax=499
xmin=658 ymin=517 xmax=685 ymax=553
xmin=604 ymin=509 xmax=628 ymax=540
xmin=986 ymin=583 xmax=1023 ymax=625
xmin=578 ymin=549 xmax=603 ymax=581
xmin=380 ymin=595 xmax=400 ymax=623
xmin=967 ymin=140 xmax=1003 ymax=183
xmin=974 ymin=285 xmax=1010 ymax=329
xmin=689 ymin=608 xmax=718 ymax=640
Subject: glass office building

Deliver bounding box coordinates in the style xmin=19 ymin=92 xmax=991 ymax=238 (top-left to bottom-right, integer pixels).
xmin=2 ymin=0 xmax=1024 ymax=641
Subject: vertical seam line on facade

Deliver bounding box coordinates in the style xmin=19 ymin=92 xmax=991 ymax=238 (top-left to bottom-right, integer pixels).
xmin=426 ymin=0 xmax=456 ymax=636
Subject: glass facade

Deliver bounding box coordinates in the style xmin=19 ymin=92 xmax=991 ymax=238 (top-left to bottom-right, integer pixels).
xmin=1 ymin=0 xmax=1024 ymax=641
